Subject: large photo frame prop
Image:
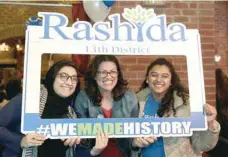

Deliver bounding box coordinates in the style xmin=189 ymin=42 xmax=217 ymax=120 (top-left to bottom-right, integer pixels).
xmin=22 ymin=6 xmax=206 ymax=139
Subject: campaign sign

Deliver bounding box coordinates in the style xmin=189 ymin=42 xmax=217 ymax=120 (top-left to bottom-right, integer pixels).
xmin=21 ymin=5 xmax=207 ymax=139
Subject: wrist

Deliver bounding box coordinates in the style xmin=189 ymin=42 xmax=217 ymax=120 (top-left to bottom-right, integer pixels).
xmin=90 ymin=147 xmax=102 ymax=156
xmin=208 ymin=120 xmax=220 ymax=133
xmin=131 ymin=142 xmax=140 ymax=150
xmin=132 ymin=139 xmax=137 ymax=148
xmin=132 ymin=138 xmax=142 ymax=148
xmin=208 ymin=121 xmax=214 ymax=128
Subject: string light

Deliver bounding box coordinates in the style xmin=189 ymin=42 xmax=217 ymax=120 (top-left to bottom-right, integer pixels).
xmin=16 ymin=44 xmax=23 ymax=52
xmin=0 ymin=43 xmax=9 ymax=52
xmin=214 ymin=54 xmax=221 ymax=62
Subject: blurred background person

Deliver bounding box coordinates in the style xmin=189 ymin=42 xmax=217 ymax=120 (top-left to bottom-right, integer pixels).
xmin=0 ymin=89 xmax=8 ymax=110
xmin=207 ymin=68 xmax=228 ymax=157
xmin=5 ymin=77 xmax=22 ymax=100
xmin=0 ymin=84 xmax=46 ymax=157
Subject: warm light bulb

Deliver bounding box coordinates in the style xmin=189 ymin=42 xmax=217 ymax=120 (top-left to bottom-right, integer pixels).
xmin=214 ymin=54 xmax=221 ymax=62
xmin=0 ymin=43 xmax=9 ymax=51
xmin=16 ymin=44 xmax=23 ymax=51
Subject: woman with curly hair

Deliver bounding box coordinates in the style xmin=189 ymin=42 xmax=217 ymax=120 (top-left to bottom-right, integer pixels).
xmin=74 ymin=55 xmax=139 ymax=157
xmin=132 ymin=58 xmax=220 ymax=157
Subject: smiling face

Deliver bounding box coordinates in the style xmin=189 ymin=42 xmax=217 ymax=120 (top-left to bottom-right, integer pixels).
xmin=147 ymin=65 xmax=172 ymax=99
xmin=95 ymin=61 xmax=118 ymax=93
xmin=53 ymin=66 xmax=78 ymax=98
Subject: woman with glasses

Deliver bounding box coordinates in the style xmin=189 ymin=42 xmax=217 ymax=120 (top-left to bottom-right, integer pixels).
xmin=22 ymin=60 xmax=81 ymax=157
xmin=132 ymin=58 xmax=220 ymax=157
xmin=74 ymin=55 xmax=139 ymax=157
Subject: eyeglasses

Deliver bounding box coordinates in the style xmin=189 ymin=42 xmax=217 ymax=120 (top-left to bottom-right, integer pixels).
xmin=57 ymin=72 xmax=78 ymax=84
xmin=97 ymin=70 xmax=118 ymax=78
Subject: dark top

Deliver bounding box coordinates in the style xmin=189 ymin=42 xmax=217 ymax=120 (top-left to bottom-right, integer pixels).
xmin=38 ymin=94 xmax=71 ymax=157
xmin=0 ymin=94 xmax=23 ymax=157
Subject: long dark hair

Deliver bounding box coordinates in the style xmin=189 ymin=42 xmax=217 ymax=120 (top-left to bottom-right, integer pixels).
xmin=85 ymin=55 xmax=128 ymax=105
xmin=140 ymin=58 xmax=188 ymax=117
xmin=216 ymin=68 xmax=228 ymax=121
xmin=45 ymin=60 xmax=80 ymax=100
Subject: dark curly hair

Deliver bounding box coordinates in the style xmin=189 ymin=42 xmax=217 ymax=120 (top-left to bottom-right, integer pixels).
xmin=140 ymin=58 xmax=189 ymax=117
xmin=85 ymin=55 xmax=128 ymax=105
xmin=215 ymin=68 xmax=228 ymax=121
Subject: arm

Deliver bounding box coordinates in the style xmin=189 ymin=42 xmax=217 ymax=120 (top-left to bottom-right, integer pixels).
xmin=128 ymin=91 xmax=139 ymax=118
xmin=0 ymin=95 xmax=24 ymax=154
xmin=191 ymin=104 xmax=220 ymax=153
xmin=73 ymin=91 xmax=88 ymax=118
xmin=131 ymin=102 xmax=139 ymax=118
xmin=128 ymin=92 xmax=142 ymax=153
xmin=73 ymin=91 xmax=97 ymax=155
xmin=90 ymin=131 xmax=108 ymax=157
xmin=191 ymin=120 xmax=220 ymax=153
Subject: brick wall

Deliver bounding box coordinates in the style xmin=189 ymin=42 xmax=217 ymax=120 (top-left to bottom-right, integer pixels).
xmin=111 ymin=1 xmax=223 ymax=106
